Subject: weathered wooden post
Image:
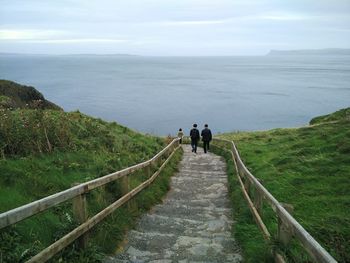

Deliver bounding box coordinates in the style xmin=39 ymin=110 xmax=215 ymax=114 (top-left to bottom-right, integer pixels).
xmin=278 ymin=203 xmax=294 ymax=247
xmin=254 ymin=179 xmax=264 ymax=216
xmin=146 ymin=164 xmax=151 ymax=179
xmin=254 ymin=189 xmax=263 ymax=216
xmin=119 ymin=173 xmax=133 ymax=210
xmin=274 ymin=203 xmax=294 ymax=263
xmin=244 ymin=177 xmax=251 ymax=195
xmin=237 ymin=163 xmax=244 ymax=180
xmin=168 ymin=143 xmax=173 ymax=158
xmin=120 ymin=174 xmax=129 ymax=196
xmin=154 ymin=156 xmax=163 ymax=170
xmin=72 ymin=184 xmax=88 ymax=249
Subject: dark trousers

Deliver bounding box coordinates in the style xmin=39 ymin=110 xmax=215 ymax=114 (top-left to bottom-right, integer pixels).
xmin=191 ymin=140 xmax=198 ymax=153
xmin=203 ymin=140 xmax=210 ymax=153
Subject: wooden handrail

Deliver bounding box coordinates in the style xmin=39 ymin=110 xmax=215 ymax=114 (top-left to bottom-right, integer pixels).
xmin=0 ymin=138 xmax=181 ymax=262
xmin=27 ymin=142 xmax=180 ymax=263
xmin=0 ymin=139 xmax=179 ymax=229
xmin=212 ymin=138 xmax=337 ymax=263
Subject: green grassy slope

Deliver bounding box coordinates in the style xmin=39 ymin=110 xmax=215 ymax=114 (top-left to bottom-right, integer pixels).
xmin=0 ymin=79 xmax=62 ymax=110
xmin=219 ymin=108 xmax=350 ymax=262
xmin=0 ymin=81 xmax=182 ymax=262
xmin=0 ymin=109 xmax=165 ymax=212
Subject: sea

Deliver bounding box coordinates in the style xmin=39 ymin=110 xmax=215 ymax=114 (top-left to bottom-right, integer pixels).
xmin=0 ymin=54 xmax=349 ymax=135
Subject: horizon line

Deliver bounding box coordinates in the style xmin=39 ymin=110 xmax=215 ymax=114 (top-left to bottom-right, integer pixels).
xmin=1 ymin=47 xmax=350 ymax=57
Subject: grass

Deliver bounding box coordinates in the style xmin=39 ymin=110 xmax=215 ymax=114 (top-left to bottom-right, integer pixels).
xmin=0 ymin=108 xmax=183 ymax=262
xmin=210 ymin=144 xmax=273 ymax=263
xmin=52 ymin=147 xmax=183 ymax=263
xmin=217 ymin=108 xmax=350 ymax=262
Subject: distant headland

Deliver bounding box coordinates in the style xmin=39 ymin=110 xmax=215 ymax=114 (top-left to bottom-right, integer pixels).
xmin=267 ymin=48 xmax=350 ymax=56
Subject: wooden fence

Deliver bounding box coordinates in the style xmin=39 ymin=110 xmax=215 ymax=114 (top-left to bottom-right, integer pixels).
xmin=0 ymin=138 xmax=181 ymax=263
xmin=212 ymin=138 xmax=337 ymax=263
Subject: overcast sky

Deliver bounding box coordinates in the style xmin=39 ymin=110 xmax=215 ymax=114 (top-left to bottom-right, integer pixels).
xmin=0 ymin=0 xmax=349 ymax=55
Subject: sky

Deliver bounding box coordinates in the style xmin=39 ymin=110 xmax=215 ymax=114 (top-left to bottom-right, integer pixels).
xmin=0 ymin=0 xmax=349 ymax=56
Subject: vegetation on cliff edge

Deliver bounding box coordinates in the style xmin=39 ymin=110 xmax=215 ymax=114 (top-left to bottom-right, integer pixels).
xmin=0 ymin=80 xmax=182 ymax=262
xmin=219 ymin=107 xmax=350 ymax=262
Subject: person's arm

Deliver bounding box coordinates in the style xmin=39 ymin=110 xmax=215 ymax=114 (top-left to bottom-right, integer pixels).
xmin=209 ymin=130 xmax=212 ymax=141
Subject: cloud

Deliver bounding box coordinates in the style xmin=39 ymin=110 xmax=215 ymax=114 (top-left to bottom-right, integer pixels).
xmin=1 ymin=1 xmax=349 ymax=55
xmin=257 ymin=14 xmax=310 ymax=21
xmin=143 ymin=13 xmax=312 ymax=28
xmin=0 ymin=29 xmax=65 ymax=40
xmin=18 ymin=38 xmax=129 ymax=44
xmin=158 ymin=19 xmax=228 ymax=26
xmin=0 ymin=29 xmax=128 ymax=44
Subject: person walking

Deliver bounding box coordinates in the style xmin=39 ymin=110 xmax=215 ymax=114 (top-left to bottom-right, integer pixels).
xmin=190 ymin=124 xmax=200 ymax=153
xmin=177 ymin=128 xmax=184 ymax=144
xmin=201 ymin=124 xmax=212 ymax=153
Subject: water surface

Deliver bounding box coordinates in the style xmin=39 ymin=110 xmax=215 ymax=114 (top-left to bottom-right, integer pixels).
xmin=1 ymin=55 xmax=349 ymax=135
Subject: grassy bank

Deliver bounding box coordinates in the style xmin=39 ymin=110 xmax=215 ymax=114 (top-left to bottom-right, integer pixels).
xmin=0 ymin=109 xmax=165 ymax=212
xmin=52 ymin=147 xmax=183 ymax=263
xmin=210 ymin=144 xmax=273 ymax=263
xmin=0 ymin=108 xmax=183 ymax=262
xmin=0 ymin=81 xmax=183 ymax=262
xmin=218 ymin=108 xmax=350 ymax=262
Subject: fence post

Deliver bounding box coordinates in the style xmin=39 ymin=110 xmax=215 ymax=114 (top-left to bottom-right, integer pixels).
xmin=120 ymin=174 xmax=129 ymax=196
xmin=244 ymin=177 xmax=251 ymax=194
xmin=254 ymin=189 xmax=263 ymax=216
xmin=237 ymin=163 xmax=244 ymax=179
xmin=72 ymin=184 xmax=88 ymax=249
xmin=278 ymin=203 xmax=294 ymax=247
xmin=154 ymin=156 xmax=161 ymax=169
xmin=146 ymin=164 xmax=151 ymax=179
xmin=168 ymin=143 xmax=174 ymax=157
xmin=254 ymin=179 xmax=264 ymax=215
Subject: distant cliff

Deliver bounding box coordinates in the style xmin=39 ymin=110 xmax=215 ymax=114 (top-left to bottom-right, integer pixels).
xmin=267 ymin=48 xmax=350 ymax=56
xmin=0 ymin=79 xmax=62 ymax=110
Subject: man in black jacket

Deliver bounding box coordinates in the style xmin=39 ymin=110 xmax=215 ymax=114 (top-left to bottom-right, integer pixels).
xmin=201 ymin=124 xmax=212 ymax=153
xmin=190 ymin=124 xmax=200 ymax=153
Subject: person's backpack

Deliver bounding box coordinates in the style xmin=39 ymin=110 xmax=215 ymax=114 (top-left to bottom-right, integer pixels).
xmin=191 ymin=128 xmax=199 ymax=140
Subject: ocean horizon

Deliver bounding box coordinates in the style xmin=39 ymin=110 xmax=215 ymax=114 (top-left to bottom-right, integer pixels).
xmin=1 ymin=54 xmax=349 ymax=135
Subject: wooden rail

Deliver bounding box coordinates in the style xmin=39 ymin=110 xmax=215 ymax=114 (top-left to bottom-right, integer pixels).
xmin=0 ymin=138 xmax=181 ymax=262
xmin=212 ymin=138 xmax=337 ymax=263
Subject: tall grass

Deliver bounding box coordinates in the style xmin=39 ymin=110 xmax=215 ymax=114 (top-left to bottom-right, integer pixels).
xmin=0 ymin=109 xmax=184 ymax=262
xmin=210 ymin=144 xmax=273 ymax=263
xmin=219 ymin=109 xmax=350 ymax=262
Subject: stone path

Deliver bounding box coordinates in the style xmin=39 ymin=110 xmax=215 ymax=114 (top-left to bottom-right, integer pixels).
xmin=106 ymin=145 xmax=242 ymax=263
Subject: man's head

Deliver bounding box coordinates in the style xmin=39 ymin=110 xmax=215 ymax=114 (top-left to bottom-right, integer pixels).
xmin=193 ymin=124 xmax=197 ymax=128
xmin=204 ymin=124 xmax=208 ymax=128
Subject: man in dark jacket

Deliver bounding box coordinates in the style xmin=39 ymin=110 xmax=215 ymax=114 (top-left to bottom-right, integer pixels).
xmin=190 ymin=124 xmax=200 ymax=153
xmin=201 ymin=124 xmax=212 ymax=153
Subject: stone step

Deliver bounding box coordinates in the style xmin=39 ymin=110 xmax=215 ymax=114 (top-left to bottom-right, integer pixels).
xmin=111 ymin=235 xmax=241 ymax=262
xmin=162 ymin=197 xmax=231 ymax=209
xmin=134 ymin=212 xmax=234 ymax=236
xmin=107 ymin=145 xmax=242 ymax=263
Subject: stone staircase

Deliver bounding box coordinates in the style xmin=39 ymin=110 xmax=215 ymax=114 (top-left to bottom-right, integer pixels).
xmin=106 ymin=145 xmax=242 ymax=263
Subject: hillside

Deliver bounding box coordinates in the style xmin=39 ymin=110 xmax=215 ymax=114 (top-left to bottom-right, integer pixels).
xmin=267 ymin=48 xmax=350 ymax=56
xmin=0 ymin=80 xmax=62 ymax=110
xmin=0 ymin=81 xmax=181 ymax=262
xmin=219 ymin=107 xmax=350 ymax=262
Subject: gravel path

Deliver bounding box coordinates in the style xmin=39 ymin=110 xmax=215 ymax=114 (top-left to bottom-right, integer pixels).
xmin=106 ymin=145 xmax=242 ymax=263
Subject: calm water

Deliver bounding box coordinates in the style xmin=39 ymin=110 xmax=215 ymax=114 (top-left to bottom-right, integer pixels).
xmin=0 ymin=55 xmax=349 ymax=135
